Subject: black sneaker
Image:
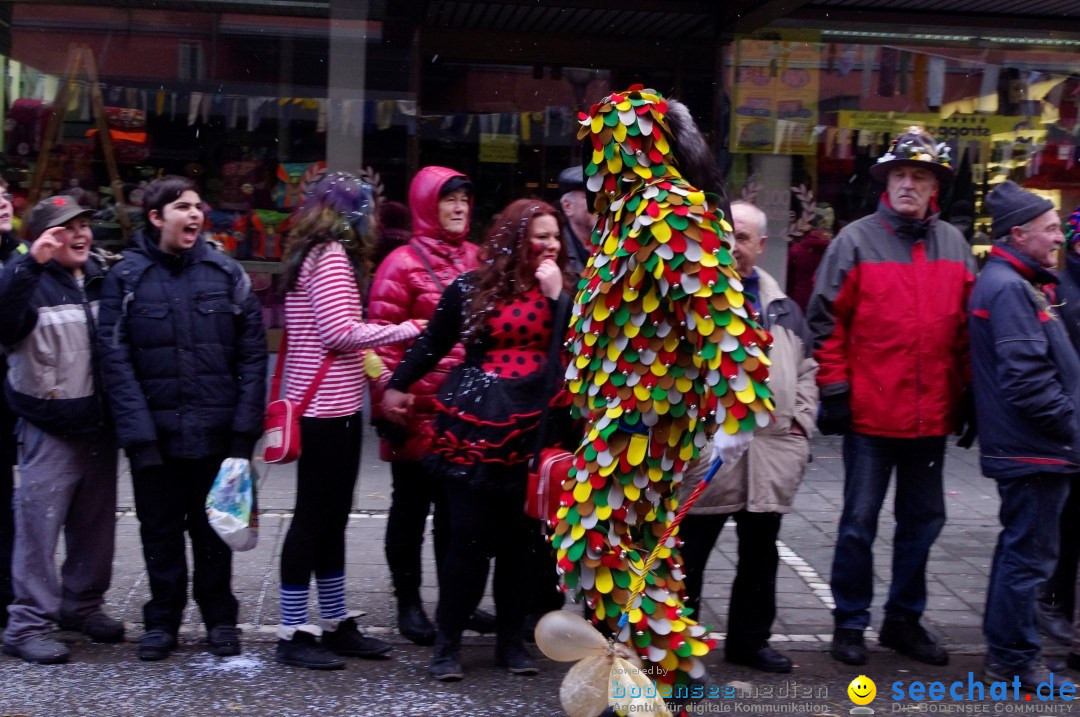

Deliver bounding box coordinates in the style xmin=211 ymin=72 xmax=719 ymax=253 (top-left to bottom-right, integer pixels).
xmin=59 ymin=611 xmax=125 ymax=643
xmin=321 ymin=618 xmax=391 ymax=659
xmin=830 ymin=627 xmax=867 ymax=666
xmin=495 ymin=640 xmax=538 ymax=676
xmin=2 ymin=635 xmax=71 ymax=664
xmin=207 ymin=624 xmax=242 ymax=657
xmin=880 ymin=616 xmax=948 ymax=666
xmin=276 ymin=631 xmax=345 ymax=670
xmin=137 ymin=629 xmax=176 ymax=662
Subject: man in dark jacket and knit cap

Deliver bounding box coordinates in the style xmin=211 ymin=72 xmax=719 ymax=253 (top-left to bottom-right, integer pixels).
xmin=971 ymin=181 xmax=1080 ymax=692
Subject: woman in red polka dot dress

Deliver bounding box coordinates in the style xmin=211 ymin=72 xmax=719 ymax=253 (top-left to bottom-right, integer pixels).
xmin=383 ymin=199 xmax=575 ymax=682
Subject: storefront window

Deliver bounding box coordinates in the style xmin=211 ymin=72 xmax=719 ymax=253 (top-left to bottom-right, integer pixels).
xmin=2 ymin=3 xmax=721 ymax=341
xmin=13 ymin=4 xmax=1075 ymax=331
xmin=724 ymin=29 xmax=1080 ymax=289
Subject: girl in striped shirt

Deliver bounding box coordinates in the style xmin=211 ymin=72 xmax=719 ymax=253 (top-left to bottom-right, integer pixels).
xmin=274 ymin=173 xmax=425 ymax=670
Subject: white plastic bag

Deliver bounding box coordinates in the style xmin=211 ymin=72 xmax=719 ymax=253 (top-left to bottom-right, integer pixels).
xmin=206 ymin=458 xmax=258 ymax=552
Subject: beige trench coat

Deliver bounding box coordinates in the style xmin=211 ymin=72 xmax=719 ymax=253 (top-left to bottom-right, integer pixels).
xmin=680 ymin=269 xmax=819 ymax=514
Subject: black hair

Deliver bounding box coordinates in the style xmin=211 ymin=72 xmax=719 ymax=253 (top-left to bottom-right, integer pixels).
xmin=665 ymin=98 xmax=734 ymax=221
xmin=142 ymin=175 xmax=198 ymax=230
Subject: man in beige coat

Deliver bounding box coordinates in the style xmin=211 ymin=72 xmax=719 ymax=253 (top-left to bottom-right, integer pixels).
xmin=678 ymin=201 xmax=819 ymax=673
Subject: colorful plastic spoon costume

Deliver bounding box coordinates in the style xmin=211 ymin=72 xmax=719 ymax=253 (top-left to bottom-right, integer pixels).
xmin=553 ymin=86 xmax=774 ymax=687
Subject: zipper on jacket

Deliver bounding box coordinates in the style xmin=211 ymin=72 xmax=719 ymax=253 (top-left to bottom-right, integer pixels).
xmin=913 ymin=240 xmax=924 ymax=436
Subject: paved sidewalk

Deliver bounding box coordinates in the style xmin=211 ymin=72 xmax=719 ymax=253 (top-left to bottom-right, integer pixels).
xmin=110 ymin=430 xmax=997 ymax=652
xmin=0 ymin=431 xmax=1047 ymax=716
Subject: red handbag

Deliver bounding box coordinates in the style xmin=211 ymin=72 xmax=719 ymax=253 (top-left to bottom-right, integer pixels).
xmin=263 ymin=332 xmax=335 ymax=464
xmin=524 ymin=293 xmax=574 ymax=522
xmin=526 ymin=447 xmax=574 ymax=521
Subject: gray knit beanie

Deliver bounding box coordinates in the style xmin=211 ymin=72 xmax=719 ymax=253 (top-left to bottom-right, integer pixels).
xmin=986 ymin=181 xmax=1054 ymax=240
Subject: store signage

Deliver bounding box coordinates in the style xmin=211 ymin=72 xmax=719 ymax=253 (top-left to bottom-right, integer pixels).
xmin=731 ymin=33 xmax=821 ymax=156
xmin=479 ymin=132 xmax=519 ymax=163
xmin=837 ymin=111 xmax=1045 ymax=142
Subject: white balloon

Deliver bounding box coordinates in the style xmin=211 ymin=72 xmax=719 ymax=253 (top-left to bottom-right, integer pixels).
xmin=534 ymin=611 xmax=608 ymax=662
xmin=559 ymin=655 xmax=612 ymax=717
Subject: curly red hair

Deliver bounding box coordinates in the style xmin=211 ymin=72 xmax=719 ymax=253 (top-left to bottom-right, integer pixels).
xmin=463 ymin=198 xmax=572 ymax=344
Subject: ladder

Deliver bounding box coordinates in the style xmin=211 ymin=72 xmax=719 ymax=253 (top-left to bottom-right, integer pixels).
xmin=26 ymin=43 xmax=130 ymax=240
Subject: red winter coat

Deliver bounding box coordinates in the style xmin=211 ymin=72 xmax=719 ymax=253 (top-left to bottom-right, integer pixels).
xmin=368 ymin=167 xmax=481 ymax=461
xmin=807 ymin=197 xmax=975 ymax=438
xmin=786 ymin=229 xmax=831 ymax=313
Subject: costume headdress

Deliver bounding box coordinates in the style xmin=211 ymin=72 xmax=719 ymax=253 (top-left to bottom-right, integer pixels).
xmin=869 ymin=126 xmax=953 ymax=185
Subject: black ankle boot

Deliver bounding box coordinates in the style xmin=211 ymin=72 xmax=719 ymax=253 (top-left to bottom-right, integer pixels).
xmin=398 ymin=603 xmax=436 ymax=646
xmin=430 ymin=633 xmax=464 ymax=682
xmin=275 ymin=631 xmax=345 ymax=670
xmin=322 ymin=617 xmax=392 ymax=659
xmin=495 ymin=633 xmax=538 ymax=676
xmin=830 ymin=627 xmax=867 ymax=666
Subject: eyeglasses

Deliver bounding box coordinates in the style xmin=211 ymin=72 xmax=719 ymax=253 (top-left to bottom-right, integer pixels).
xmin=1026 ymin=225 xmax=1064 ymax=237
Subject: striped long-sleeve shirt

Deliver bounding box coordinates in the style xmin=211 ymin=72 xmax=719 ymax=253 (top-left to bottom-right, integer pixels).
xmin=284 ymin=241 xmax=421 ymax=418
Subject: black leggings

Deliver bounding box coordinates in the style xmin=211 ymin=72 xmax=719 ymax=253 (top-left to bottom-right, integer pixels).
xmin=435 ymin=483 xmax=536 ymax=640
xmin=384 ymin=460 xmax=449 ymax=606
xmin=280 ymin=413 xmax=363 ymax=586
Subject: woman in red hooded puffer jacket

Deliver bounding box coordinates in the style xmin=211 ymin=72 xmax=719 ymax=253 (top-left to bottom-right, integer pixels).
xmin=368 ymin=167 xmax=483 ymax=645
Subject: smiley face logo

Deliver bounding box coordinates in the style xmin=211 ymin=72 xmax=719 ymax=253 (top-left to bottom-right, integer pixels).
xmin=848 ymin=675 xmax=876 ymax=705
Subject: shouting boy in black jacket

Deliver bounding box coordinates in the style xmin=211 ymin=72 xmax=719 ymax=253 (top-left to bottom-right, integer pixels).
xmin=97 ymin=176 xmax=266 ymax=662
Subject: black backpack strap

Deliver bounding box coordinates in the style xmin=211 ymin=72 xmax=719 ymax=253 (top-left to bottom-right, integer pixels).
xmin=112 ymin=254 xmax=155 ymax=348
xmin=203 ymin=247 xmax=252 ymax=312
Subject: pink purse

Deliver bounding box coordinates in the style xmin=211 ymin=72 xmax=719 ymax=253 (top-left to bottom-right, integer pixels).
xmin=263 ymin=332 xmax=335 ymax=464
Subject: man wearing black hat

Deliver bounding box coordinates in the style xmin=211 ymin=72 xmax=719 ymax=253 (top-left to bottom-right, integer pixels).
xmin=0 ymin=196 xmax=122 ymax=664
xmin=809 ymin=127 xmax=976 ymax=667
xmin=970 ymin=181 xmax=1080 ymax=691
xmin=557 ymin=166 xmax=593 ymax=277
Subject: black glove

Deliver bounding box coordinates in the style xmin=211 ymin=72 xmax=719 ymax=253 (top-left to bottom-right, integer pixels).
xmin=817 ymin=392 xmax=852 ymax=435
xmin=956 ymin=386 xmax=977 ymax=449
xmin=372 ymin=416 xmax=408 ymax=444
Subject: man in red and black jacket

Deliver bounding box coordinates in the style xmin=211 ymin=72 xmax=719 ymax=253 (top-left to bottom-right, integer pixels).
xmin=808 ymin=128 xmax=976 ymax=668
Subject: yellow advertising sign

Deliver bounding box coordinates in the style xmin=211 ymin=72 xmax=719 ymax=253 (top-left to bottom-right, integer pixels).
xmin=731 ymin=33 xmax=821 ymax=156
xmin=478 ymin=132 xmax=519 ymax=163
xmin=836 ymin=111 xmax=1045 ymax=142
